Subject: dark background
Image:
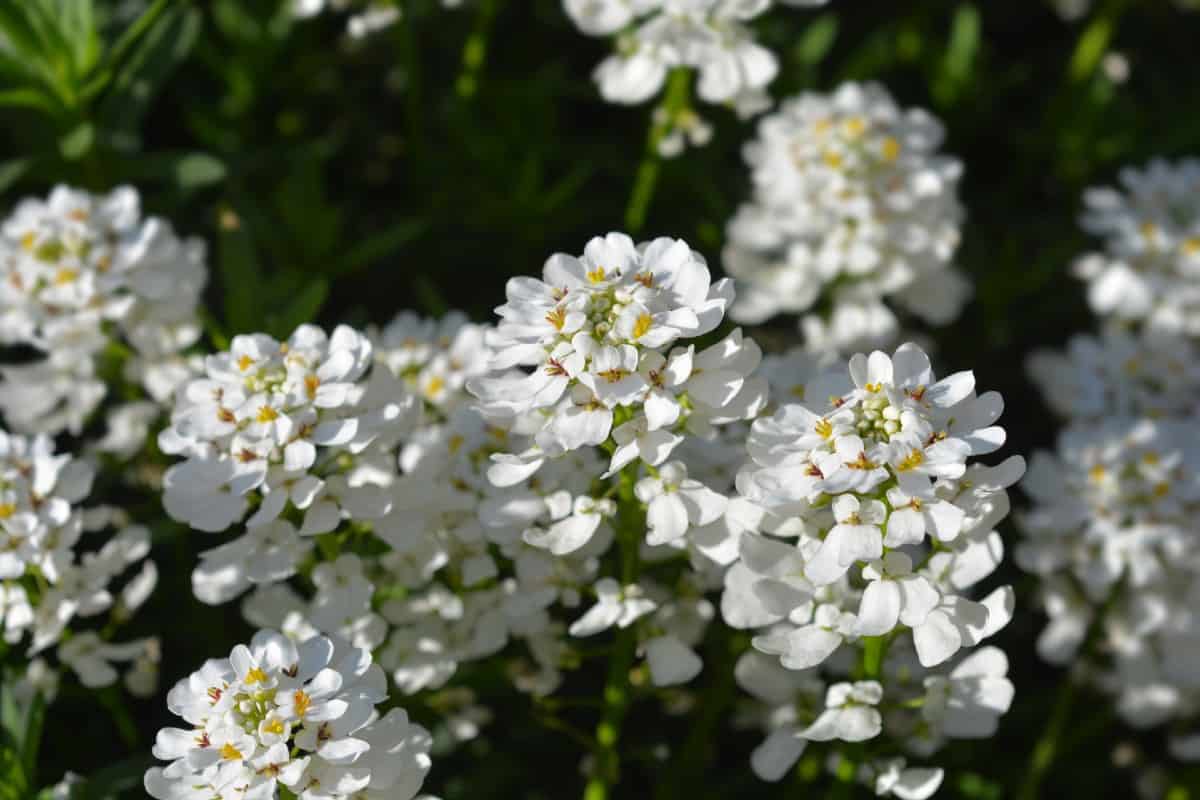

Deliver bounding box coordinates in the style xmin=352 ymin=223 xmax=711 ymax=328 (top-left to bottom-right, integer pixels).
xmin=4 ymin=0 xmax=1200 ymax=796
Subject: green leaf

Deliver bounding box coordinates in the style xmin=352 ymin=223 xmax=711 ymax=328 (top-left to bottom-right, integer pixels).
xmin=935 ymin=3 xmax=980 ymax=104
xmin=795 ymin=13 xmax=838 ymax=66
xmin=19 ymin=693 xmax=43 ymax=788
xmin=265 ymin=276 xmax=329 ymax=338
xmin=0 ymin=158 xmax=30 ymax=194
xmin=0 ymin=86 xmax=57 ymax=114
xmin=97 ymin=4 xmax=201 ymax=144
xmin=217 ymin=209 xmax=263 ymax=333
xmin=124 ymin=150 xmax=227 ymax=191
xmin=57 ymin=120 xmax=94 ymax=159
xmin=334 ymin=219 xmax=428 ymax=277
xmin=57 ymin=0 xmax=99 ymax=78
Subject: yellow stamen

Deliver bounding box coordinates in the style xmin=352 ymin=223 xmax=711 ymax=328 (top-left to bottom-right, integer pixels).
xmin=634 ymin=271 xmax=654 ymax=288
xmin=881 ymin=137 xmax=901 ymax=162
xmin=815 ymin=419 xmax=833 ymax=439
xmin=245 ymin=667 xmax=269 ymax=684
xmin=305 ymin=374 xmax=320 ymax=399
xmin=864 ymin=382 xmax=882 ymax=393
xmin=598 ymin=368 xmax=629 ymax=383
xmin=632 ymin=313 xmax=653 ymax=339
xmin=1183 ymin=237 xmax=1200 ymax=255
xmin=545 ymin=307 xmax=567 ymax=331
xmin=424 ymin=375 xmax=445 ymax=397
xmin=895 ymin=450 xmax=925 ymax=472
xmin=1140 ymin=221 xmax=1157 ymax=239
xmin=256 ymin=406 xmax=279 ymax=423
xmin=448 ymin=434 xmax=464 ymax=454
xmin=586 ymin=266 xmax=607 ymax=283
xmin=293 ymin=690 xmax=312 ymax=717
xmin=843 ymin=116 xmax=867 ymax=137
xmin=19 ymin=232 xmax=35 ymax=251
xmin=1088 ymin=465 xmax=1106 ymax=482
xmin=220 ymin=743 xmax=243 ymax=761
xmin=53 ymin=268 xmax=78 ymax=285
xmin=263 ymin=718 xmax=285 ymax=736
xmin=1153 ymin=482 xmax=1170 ymax=498
xmin=823 ymin=150 xmax=843 ymax=169
xmin=237 ymin=354 xmax=255 ymax=372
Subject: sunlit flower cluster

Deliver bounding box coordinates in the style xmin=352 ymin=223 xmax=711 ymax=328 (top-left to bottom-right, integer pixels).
xmin=721 ymin=342 xmax=1020 ymax=783
xmin=1074 ymin=158 xmax=1200 ymax=336
xmin=145 ymin=629 xmax=432 ymax=800
xmin=564 ymin=0 xmax=828 ymax=114
xmin=723 ymin=83 xmax=969 ymax=353
xmin=0 ymin=430 xmax=158 ymax=696
xmin=469 ymin=232 xmax=765 ymax=482
xmin=0 ymin=185 xmax=206 ymax=436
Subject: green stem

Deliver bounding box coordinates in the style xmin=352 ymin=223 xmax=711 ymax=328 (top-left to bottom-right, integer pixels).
xmin=1017 ymin=676 xmax=1077 ymax=800
xmin=860 ymin=636 xmax=886 ymax=680
xmin=582 ymin=465 xmax=643 ymax=800
xmin=455 ymin=0 xmax=499 ymax=99
xmin=624 ymin=69 xmax=691 ymax=234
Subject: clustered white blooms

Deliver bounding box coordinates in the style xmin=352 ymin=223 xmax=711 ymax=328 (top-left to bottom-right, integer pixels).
xmin=720 ymin=342 xmax=1021 ymax=788
xmin=0 ymin=185 xmax=206 ymax=438
xmin=563 ymin=0 xmax=828 ymax=116
xmin=144 ymin=629 xmax=432 ymax=800
xmin=1019 ymin=158 xmax=1200 ymax=762
xmin=159 ymin=322 xmax=406 ymax=550
xmin=722 ymin=82 xmax=969 ymax=354
xmin=1074 ymin=158 xmax=1200 ymax=336
xmin=468 ymin=232 xmax=766 ymax=482
xmin=0 ymin=429 xmax=159 ymax=697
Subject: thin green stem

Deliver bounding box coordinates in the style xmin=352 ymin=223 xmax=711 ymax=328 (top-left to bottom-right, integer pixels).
xmin=624 ymin=69 xmax=690 ymax=234
xmin=1017 ymin=676 xmax=1077 ymax=800
xmin=455 ymin=0 xmax=499 ymax=99
xmin=582 ymin=464 xmax=643 ymax=800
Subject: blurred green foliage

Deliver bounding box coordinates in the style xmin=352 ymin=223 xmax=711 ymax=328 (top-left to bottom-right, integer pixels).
xmin=3 ymin=0 xmax=1200 ymax=797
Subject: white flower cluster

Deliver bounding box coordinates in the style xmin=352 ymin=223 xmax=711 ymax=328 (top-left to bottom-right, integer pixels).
xmin=723 ymin=83 xmax=969 ymax=354
xmin=468 ymin=232 xmax=765 ymax=483
xmin=0 ymin=430 xmax=158 ymax=696
xmin=159 ymin=323 xmax=407 ymax=540
xmin=720 ymin=343 xmax=1021 ymax=784
xmin=0 ymin=185 xmax=206 ymax=436
xmin=145 ymin=629 xmax=432 ymax=800
xmin=1021 ymin=159 xmax=1200 ymax=760
xmin=563 ymin=0 xmax=828 ymax=112
xmin=1074 ymin=158 xmax=1200 ymax=336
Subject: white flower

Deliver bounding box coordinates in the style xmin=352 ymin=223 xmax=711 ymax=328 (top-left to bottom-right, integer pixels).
xmin=800 ymin=681 xmax=884 ymax=742
xmin=854 ymin=552 xmax=940 ymax=637
xmin=1074 ymin=158 xmax=1200 ymax=335
xmin=145 ymin=629 xmax=430 ymax=800
xmin=635 ymin=460 xmax=727 ymax=546
xmin=643 ymin=634 xmax=703 ymax=686
xmin=723 ymin=83 xmax=967 ymax=350
xmin=0 ymin=185 xmax=206 ymax=434
xmin=921 ymin=646 xmax=1014 ymax=740
xmin=568 ymin=578 xmax=657 ymax=637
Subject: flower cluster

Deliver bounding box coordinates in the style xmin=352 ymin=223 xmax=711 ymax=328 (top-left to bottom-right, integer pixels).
xmin=721 ymin=343 xmax=1020 ymax=784
xmin=468 ymin=232 xmax=765 ymax=482
xmin=160 ymin=323 xmax=407 ymax=539
xmin=0 ymin=429 xmax=158 ymax=696
xmin=144 ymin=629 xmax=432 ymax=800
xmin=723 ymin=83 xmax=969 ymax=353
xmin=0 ymin=185 xmax=207 ymax=436
xmin=563 ymin=0 xmax=828 ymax=114
xmin=1074 ymin=158 xmax=1200 ymax=336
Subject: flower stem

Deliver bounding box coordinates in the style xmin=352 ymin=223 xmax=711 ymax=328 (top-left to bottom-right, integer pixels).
xmin=624 ymin=69 xmax=691 ymax=234
xmin=1017 ymin=676 xmax=1077 ymax=800
xmin=582 ymin=465 xmax=643 ymax=800
xmin=455 ymin=0 xmax=500 ymax=99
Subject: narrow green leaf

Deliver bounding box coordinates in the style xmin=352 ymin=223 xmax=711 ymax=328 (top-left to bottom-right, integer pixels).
xmin=74 ymin=755 xmax=154 ymax=800
xmin=795 ymin=13 xmax=838 ymax=66
xmin=217 ymin=209 xmax=262 ymax=333
xmin=0 ymin=158 xmax=30 ymax=194
xmin=57 ymin=120 xmax=94 ymax=159
xmin=20 ymin=693 xmax=43 ymax=788
xmin=334 ymin=219 xmax=428 ymax=277
xmin=98 ymin=5 xmax=201 ymax=142
xmin=0 ymin=86 xmax=57 ymax=114
xmin=266 ymin=277 xmax=329 ymax=338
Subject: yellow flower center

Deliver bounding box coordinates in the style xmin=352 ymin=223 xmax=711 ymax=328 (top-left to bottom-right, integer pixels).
xmin=815 ymin=419 xmax=833 ymax=439
xmin=256 ymin=406 xmax=279 ymax=423
xmin=220 ymin=743 xmax=243 ymax=761
xmin=545 ymin=307 xmax=567 ymax=331
xmin=245 ymin=667 xmax=269 ymax=684
xmin=0 ymin=503 xmax=14 ymax=519
xmin=598 ymin=368 xmax=629 ymax=383
xmin=305 ymin=374 xmax=320 ymax=399
xmin=881 ymin=137 xmax=901 ymax=162
xmin=895 ymin=450 xmax=925 ymax=472
xmin=425 ymin=376 xmax=445 ymax=398
xmin=294 ymin=690 xmax=312 ymax=717
xmin=1088 ymin=465 xmax=1106 ymax=482
xmin=263 ymin=718 xmax=285 ymax=736
xmin=632 ymin=314 xmax=653 ymax=339
xmin=587 ymin=266 xmax=607 ymax=283
xmin=53 ymin=268 xmax=78 ymax=285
